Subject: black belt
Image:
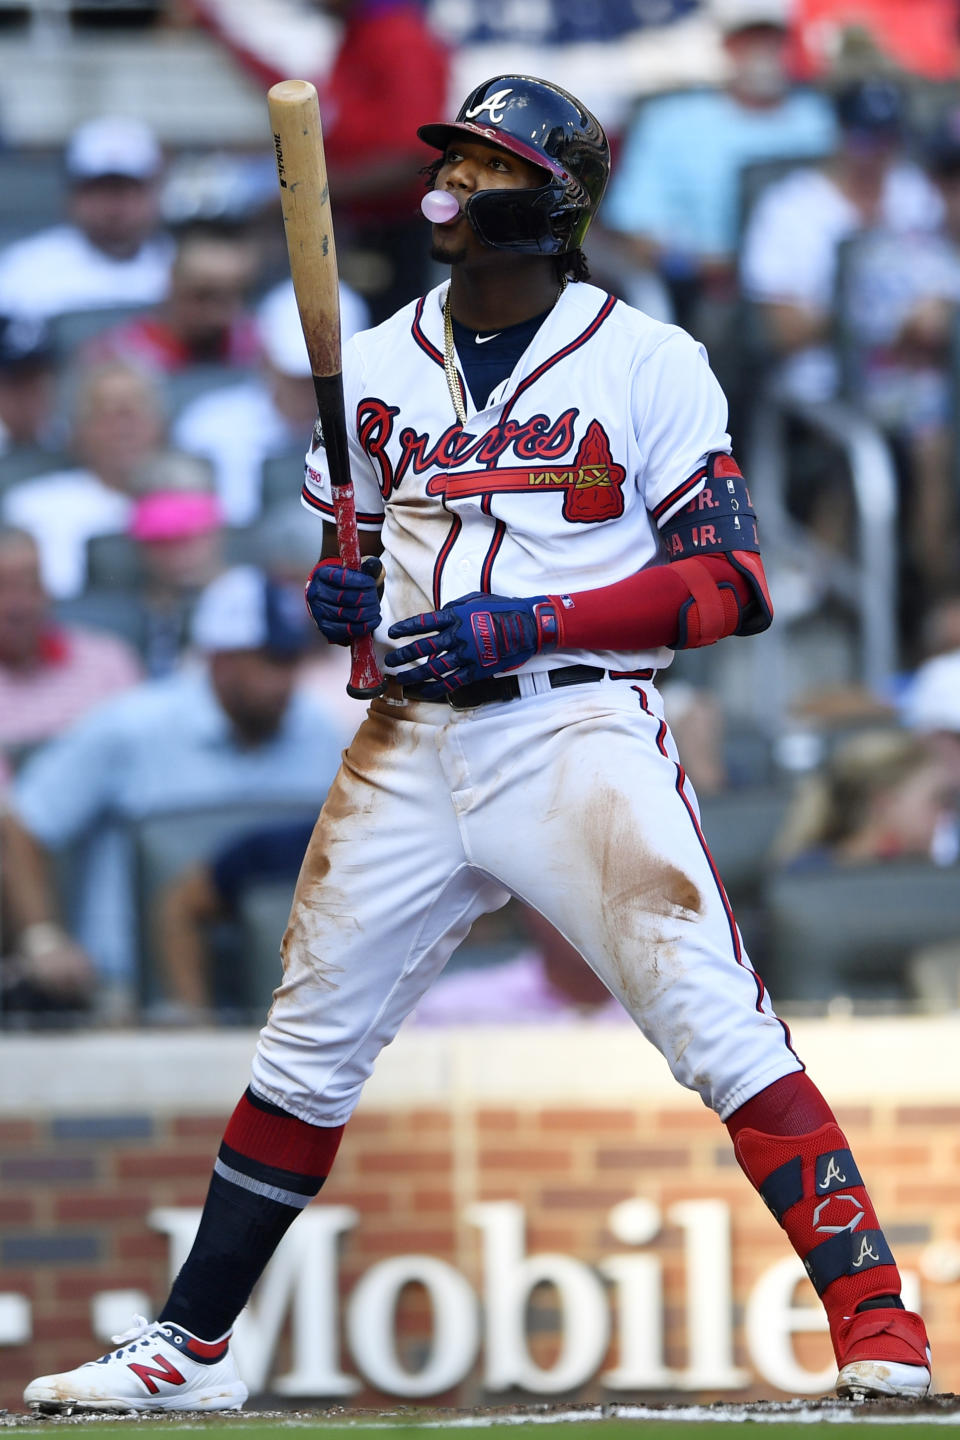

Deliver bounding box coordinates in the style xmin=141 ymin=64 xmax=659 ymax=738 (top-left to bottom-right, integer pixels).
xmin=439 ymin=664 xmax=605 ymax=710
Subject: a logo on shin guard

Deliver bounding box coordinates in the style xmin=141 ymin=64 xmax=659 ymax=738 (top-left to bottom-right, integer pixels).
xmin=815 ymin=1148 xmax=861 ymax=1195
xmin=852 ymin=1235 xmax=882 ymax=1268
xmin=813 ymin=1193 xmax=864 ymax=1234
xmin=819 ymin=1155 xmax=847 ymax=1189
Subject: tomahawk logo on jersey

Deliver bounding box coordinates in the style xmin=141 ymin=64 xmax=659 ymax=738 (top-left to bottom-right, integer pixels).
xmin=302 ymin=281 xmax=731 ymax=675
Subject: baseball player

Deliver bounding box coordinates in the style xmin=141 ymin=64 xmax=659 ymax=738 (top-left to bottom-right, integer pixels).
xmin=26 ymin=75 xmax=930 ymax=1412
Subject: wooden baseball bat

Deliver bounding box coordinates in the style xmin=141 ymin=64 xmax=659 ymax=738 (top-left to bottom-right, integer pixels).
xmin=267 ymin=78 xmax=384 ymax=699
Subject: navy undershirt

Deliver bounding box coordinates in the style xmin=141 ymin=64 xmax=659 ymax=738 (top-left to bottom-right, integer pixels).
xmin=451 ymin=308 xmax=552 ymax=412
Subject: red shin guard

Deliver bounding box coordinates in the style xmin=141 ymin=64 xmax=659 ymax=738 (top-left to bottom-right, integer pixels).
xmin=731 ymin=1119 xmax=901 ymax=1358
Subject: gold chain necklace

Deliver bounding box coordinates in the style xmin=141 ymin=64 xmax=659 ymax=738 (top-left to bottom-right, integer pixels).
xmin=442 ymin=288 xmax=467 ymax=427
xmin=442 ymin=277 xmax=567 ymax=429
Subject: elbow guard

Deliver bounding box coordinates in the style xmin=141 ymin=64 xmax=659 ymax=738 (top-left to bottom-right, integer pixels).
xmin=659 ymin=453 xmax=773 ymax=647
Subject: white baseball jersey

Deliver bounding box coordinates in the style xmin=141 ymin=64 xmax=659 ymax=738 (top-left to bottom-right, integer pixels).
xmin=302 ymin=280 xmax=731 ymax=675
xmin=250 ymin=277 xmax=801 ymax=1133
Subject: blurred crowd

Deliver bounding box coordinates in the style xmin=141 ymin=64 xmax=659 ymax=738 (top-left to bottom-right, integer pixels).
xmin=1 ymin=0 xmax=959 ymax=1028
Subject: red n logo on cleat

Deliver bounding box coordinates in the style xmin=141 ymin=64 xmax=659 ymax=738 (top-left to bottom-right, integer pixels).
xmin=128 ymin=1354 xmax=186 ymax=1394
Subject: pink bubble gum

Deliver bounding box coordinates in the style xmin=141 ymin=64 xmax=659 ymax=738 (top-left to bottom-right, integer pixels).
xmin=421 ymin=190 xmax=460 ymax=224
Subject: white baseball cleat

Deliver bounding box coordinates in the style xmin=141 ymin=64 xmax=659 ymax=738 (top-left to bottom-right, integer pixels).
xmin=24 ymin=1315 xmax=248 ymax=1413
xmin=834 ymin=1308 xmax=931 ymax=1400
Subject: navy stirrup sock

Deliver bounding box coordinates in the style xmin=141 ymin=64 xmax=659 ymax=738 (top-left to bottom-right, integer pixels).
xmin=160 ymin=1088 xmax=344 ymax=1340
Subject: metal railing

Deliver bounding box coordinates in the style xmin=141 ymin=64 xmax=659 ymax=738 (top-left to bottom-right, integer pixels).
xmin=746 ymin=392 xmax=899 ymax=725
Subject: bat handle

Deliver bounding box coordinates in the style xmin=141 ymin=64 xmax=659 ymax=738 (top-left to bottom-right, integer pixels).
xmin=347 ymin=635 xmax=384 ymax=699
xmin=331 ymin=483 xmax=386 ymax=699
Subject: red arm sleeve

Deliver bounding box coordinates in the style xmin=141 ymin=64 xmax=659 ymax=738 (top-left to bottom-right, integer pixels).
xmin=547 ymin=555 xmax=758 ymax=652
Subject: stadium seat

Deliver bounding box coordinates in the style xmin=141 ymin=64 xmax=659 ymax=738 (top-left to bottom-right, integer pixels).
xmin=48 ymin=303 xmax=150 ymax=354
xmin=236 ymin=877 xmax=300 ymax=1013
xmin=0 ymin=149 xmax=66 ymax=246
xmin=0 ymin=447 xmax=70 ymax=494
xmin=162 ymin=364 xmax=255 ymax=419
xmin=261 ymin=451 xmax=309 ymax=508
xmin=130 ymin=800 xmax=326 ymax=1013
xmin=54 ymin=588 xmax=152 ymax=650
xmin=84 ymin=525 xmax=261 ymax=591
xmin=765 ymin=861 xmax=960 ymax=1003
xmin=698 ymin=785 xmax=791 ymax=907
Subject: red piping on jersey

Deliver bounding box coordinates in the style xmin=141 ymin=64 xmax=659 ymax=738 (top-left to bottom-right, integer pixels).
xmin=479 ymin=494 xmax=506 ymax=592
xmin=411 ymin=294 xmax=467 ymax=422
xmin=652 ymin=468 xmax=707 ymax=524
xmin=498 ymin=293 xmax=618 ymax=429
xmin=432 ymin=512 xmax=462 ymax=608
xmin=301 ymin=482 xmax=383 ymax=528
xmin=633 ymin=687 xmax=798 ymax=1063
xmin=411 ymin=295 xmax=445 ymax=366
xmin=410 ymin=291 xmax=617 ymax=442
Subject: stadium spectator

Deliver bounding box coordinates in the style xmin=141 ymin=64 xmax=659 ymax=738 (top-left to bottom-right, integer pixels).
xmin=124 ymin=450 xmax=227 ymax=676
xmin=185 ymin=0 xmax=450 ymax=320
xmin=917 ymin=589 xmax=960 ymax=660
xmin=2 ymin=360 xmax=165 ymax=598
xmin=900 ymin=591 xmax=960 ymax=871
xmin=903 ymin=628 xmax=960 ymax=794
xmin=602 ymin=0 xmax=835 ymax=343
xmin=0 ymin=525 xmax=141 ymax=772
xmin=773 ymin=727 xmax=954 ymax=868
xmin=0 ymin=565 xmax=345 ymax=1021
xmin=740 ymin=77 xmax=943 ymax=406
xmin=86 ymin=226 xmax=261 ymax=374
xmin=173 ymin=279 xmax=369 ymax=524
xmin=834 ymin=105 xmax=960 ymax=600
xmin=0 ymin=316 xmax=61 ymax=461
xmin=0 ymin=116 xmax=173 ymax=322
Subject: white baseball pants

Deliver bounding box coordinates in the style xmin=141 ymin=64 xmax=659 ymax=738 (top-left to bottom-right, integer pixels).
xmin=251 ymin=675 xmax=801 ymax=1124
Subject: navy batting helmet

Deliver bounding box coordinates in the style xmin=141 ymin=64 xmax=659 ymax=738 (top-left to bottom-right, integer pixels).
xmin=417 ymin=75 xmax=610 ymax=256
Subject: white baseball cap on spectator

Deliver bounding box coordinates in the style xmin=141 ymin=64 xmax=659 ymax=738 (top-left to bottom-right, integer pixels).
xmin=257 ymin=282 xmax=311 ymax=378
xmin=257 ymin=280 xmax=370 ymax=378
xmin=66 ymin=116 xmax=163 ymax=183
xmin=712 ymin=0 xmax=792 ymax=32
xmin=191 ymin=565 xmax=311 ymax=658
xmin=903 ymin=652 xmax=960 ymax=735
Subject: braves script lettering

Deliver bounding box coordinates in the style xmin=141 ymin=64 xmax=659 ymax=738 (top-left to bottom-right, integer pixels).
xmin=355 ymin=402 xmax=625 ymax=521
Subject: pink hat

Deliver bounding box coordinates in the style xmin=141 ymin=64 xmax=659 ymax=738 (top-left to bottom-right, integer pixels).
xmin=130 ymin=490 xmax=223 ymax=542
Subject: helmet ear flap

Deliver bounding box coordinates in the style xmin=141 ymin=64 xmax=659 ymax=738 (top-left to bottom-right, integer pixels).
xmin=465 ymin=179 xmax=574 ymax=255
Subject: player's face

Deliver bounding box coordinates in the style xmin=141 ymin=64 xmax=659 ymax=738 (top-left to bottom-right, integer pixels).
xmin=429 ymin=138 xmax=547 ymax=265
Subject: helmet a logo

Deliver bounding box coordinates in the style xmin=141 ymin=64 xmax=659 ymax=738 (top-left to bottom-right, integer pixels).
xmin=464 ymin=89 xmax=513 ymax=126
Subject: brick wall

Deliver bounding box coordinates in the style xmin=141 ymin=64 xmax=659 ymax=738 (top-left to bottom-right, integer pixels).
xmin=2 ymin=1024 xmax=960 ymax=1410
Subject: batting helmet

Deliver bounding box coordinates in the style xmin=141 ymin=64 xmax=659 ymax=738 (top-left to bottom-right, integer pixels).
xmin=417 ymin=75 xmax=610 ymax=256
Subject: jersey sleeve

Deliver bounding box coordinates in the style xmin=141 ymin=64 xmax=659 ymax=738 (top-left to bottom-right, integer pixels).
xmin=301 ymin=337 xmax=386 ymax=531
xmin=635 ymin=329 xmax=732 ymax=527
